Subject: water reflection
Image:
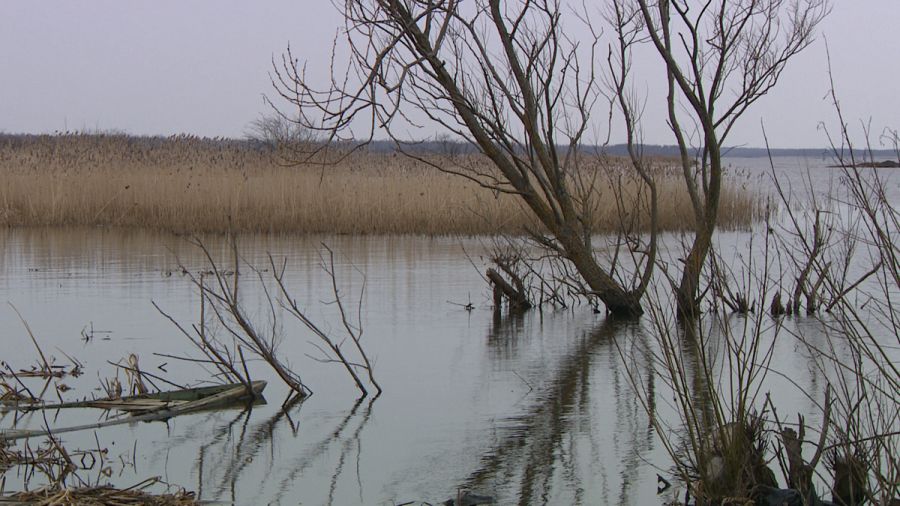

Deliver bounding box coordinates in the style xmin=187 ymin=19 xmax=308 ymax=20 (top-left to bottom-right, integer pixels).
xmin=270 ymin=398 xmax=375 ymax=505
xmin=172 ymin=396 xmax=375 ymax=505
xmin=486 ymin=308 xmax=526 ymax=361
xmin=198 ymin=405 xmax=255 ymax=501
xmin=326 ymin=398 xmax=375 ymax=505
xmin=465 ymin=317 xmax=654 ymax=505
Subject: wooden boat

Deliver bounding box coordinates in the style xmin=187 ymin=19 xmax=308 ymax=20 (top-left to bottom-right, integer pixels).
xmin=0 ymin=380 xmax=266 ymax=441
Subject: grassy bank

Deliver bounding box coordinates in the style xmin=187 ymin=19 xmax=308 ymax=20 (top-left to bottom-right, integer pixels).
xmin=0 ymin=134 xmax=762 ymax=235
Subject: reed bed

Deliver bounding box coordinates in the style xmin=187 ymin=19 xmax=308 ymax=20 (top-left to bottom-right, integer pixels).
xmin=0 ymin=134 xmax=762 ymax=235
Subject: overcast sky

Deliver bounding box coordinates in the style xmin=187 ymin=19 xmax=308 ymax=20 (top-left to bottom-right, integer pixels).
xmin=0 ymin=1 xmax=896 ymax=148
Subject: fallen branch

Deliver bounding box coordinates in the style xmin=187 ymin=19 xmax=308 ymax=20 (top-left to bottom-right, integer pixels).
xmin=486 ymin=268 xmax=532 ymax=312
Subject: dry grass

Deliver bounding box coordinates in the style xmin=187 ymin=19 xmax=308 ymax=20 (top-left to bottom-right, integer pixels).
xmin=2 ymin=435 xmax=196 ymax=505
xmin=4 ymin=484 xmax=197 ymax=505
xmin=0 ymin=134 xmax=762 ymax=235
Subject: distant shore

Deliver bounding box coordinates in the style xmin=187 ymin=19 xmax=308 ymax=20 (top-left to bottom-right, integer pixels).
xmin=3 ymin=132 xmax=891 ymax=159
xmin=828 ymin=159 xmax=900 ymax=168
xmin=0 ymin=133 xmax=762 ymax=235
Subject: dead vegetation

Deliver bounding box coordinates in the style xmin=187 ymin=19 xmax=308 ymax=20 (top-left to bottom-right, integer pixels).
xmin=156 ymin=238 xmax=381 ymax=401
xmin=1 ymin=305 xmax=83 ymax=382
xmin=156 ymin=239 xmax=313 ymax=403
xmin=1 ymin=434 xmax=106 ymax=484
xmin=616 ymin=128 xmax=900 ymax=504
xmin=1 ymin=427 xmax=197 ymax=505
xmin=2 ymin=479 xmax=198 ymax=506
xmin=0 ymin=314 xmax=239 ymax=505
xmin=1 ymin=340 xmax=245 ymax=503
xmin=0 ymin=133 xmax=761 ymax=236
xmin=272 ymin=245 xmax=382 ymax=397
xmin=1 ymin=234 xmax=382 ymax=502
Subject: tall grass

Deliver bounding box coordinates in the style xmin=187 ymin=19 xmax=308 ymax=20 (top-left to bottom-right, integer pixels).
xmin=0 ymin=133 xmax=762 ymax=235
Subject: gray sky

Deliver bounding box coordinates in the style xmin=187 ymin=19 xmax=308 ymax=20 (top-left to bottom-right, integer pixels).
xmin=0 ymin=1 xmax=896 ymax=148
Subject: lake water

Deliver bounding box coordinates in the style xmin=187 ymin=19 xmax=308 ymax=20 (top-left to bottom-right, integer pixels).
xmin=0 ymin=157 xmax=895 ymax=505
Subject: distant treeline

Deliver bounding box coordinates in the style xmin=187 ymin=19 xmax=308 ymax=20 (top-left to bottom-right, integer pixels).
xmin=0 ymin=132 xmax=258 ymax=151
xmin=0 ymin=132 xmax=893 ymax=159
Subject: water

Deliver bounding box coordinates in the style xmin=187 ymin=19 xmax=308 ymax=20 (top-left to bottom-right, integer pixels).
xmin=724 ymin=154 xmax=900 ymax=204
xmin=0 ymin=157 xmax=895 ymax=505
xmin=0 ymin=230 xmax=662 ymax=504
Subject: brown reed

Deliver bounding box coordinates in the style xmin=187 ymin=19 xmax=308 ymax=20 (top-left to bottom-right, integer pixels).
xmin=6 ymin=484 xmax=198 ymax=505
xmin=0 ymin=133 xmax=762 ymax=235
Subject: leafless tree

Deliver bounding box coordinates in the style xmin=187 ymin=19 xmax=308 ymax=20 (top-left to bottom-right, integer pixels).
xmin=245 ymin=113 xmax=317 ymax=154
xmin=612 ymin=0 xmax=828 ymax=318
xmin=271 ymin=0 xmax=656 ymax=318
xmin=270 ymin=0 xmax=825 ymax=319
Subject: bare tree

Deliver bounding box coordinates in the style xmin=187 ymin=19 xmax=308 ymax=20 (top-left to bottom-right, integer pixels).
xmin=245 ymin=113 xmax=317 ymax=153
xmin=271 ymin=0 xmax=656 ymax=318
xmin=613 ymin=0 xmax=828 ymax=318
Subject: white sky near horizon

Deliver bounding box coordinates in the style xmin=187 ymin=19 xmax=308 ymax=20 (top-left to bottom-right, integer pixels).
xmin=0 ymin=1 xmax=896 ymax=149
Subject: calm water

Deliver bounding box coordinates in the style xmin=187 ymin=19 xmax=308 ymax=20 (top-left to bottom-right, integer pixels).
xmin=0 ymin=158 xmax=894 ymax=505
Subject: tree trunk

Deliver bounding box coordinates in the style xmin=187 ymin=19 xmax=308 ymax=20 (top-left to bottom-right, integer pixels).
xmin=557 ymin=229 xmax=644 ymax=318
xmin=676 ymin=149 xmax=722 ymax=321
xmin=675 ymin=227 xmax=711 ymax=320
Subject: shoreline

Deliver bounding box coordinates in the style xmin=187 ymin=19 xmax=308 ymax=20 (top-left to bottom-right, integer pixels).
xmin=827 ymin=159 xmax=899 ymax=168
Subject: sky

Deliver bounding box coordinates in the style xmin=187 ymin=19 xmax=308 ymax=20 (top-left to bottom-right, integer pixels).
xmin=0 ymin=1 xmax=896 ymax=148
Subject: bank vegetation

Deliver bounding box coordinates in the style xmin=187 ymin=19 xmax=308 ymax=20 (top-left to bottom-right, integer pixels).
xmin=0 ymin=133 xmax=761 ymax=235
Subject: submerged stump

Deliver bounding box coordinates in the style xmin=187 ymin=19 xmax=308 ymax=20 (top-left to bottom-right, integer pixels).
xmin=486 ymin=268 xmax=531 ymax=312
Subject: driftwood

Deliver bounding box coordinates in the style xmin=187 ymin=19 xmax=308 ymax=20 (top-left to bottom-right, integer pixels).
xmin=3 ymin=381 xmax=264 ymax=413
xmin=1 ymin=381 xmax=266 ymax=441
xmin=486 ymin=268 xmax=531 ymax=312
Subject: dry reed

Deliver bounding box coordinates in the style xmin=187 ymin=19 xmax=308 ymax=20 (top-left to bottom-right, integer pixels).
xmin=5 ymin=485 xmax=197 ymax=506
xmin=0 ymin=134 xmax=762 ymax=235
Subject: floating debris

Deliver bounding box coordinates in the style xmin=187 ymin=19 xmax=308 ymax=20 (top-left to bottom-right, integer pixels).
xmin=0 ymin=477 xmax=198 ymax=505
xmin=1 ymin=381 xmax=267 ymax=441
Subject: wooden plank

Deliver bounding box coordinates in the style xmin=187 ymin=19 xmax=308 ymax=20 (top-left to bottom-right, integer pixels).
xmin=0 ymin=381 xmax=266 ymax=441
xmin=2 ymin=382 xmax=257 ymax=412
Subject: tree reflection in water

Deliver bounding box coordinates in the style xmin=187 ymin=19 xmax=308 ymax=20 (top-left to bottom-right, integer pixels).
xmin=465 ymin=316 xmax=656 ymax=505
